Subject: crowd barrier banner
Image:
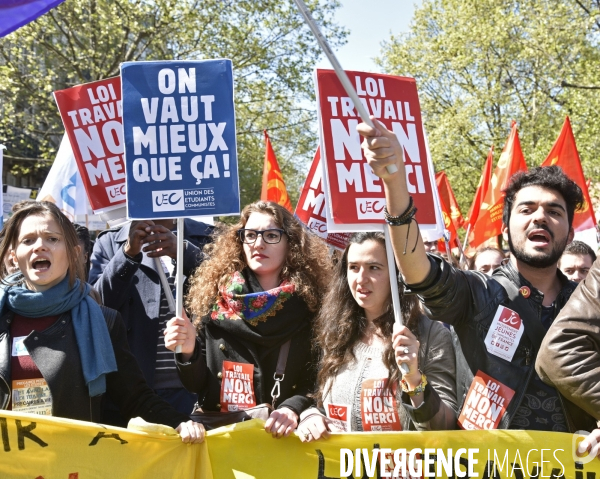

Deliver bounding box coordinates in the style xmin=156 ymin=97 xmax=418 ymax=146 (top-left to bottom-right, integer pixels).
xmin=0 ymin=410 xmax=211 ymax=479
xmin=3 ymin=413 xmax=599 ymax=479
xmin=206 ymin=420 xmax=600 ymax=478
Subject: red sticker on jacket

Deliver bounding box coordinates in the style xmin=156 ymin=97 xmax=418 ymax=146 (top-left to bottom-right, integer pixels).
xmin=458 ymin=370 xmax=515 ymax=430
xmin=220 ymin=361 xmax=256 ymax=412
xmin=360 ymin=378 xmax=402 ymax=432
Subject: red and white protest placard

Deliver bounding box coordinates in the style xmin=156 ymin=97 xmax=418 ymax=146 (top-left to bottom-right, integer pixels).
xmin=458 ymin=370 xmax=515 ymax=430
xmin=484 ymin=305 xmax=525 ymax=362
xmin=54 ymin=77 xmax=126 ymax=213
xmin=220 ymin=361 xmax=256 ymax=412
xmin=315 ymin=69 xmax=443 ymax=236
xmin=360 ymin=378 xmax=402 ymax=432
xmin=295 ymin=147 xmax=351 ymax=250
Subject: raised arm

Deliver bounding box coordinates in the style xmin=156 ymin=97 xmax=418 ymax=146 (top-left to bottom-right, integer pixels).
xmin=357 ymin=118 xmax=430 ymax=285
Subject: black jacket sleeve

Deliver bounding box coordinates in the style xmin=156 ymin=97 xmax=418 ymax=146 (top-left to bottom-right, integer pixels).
xmin=106 ymin=311 xmax=190 ymax=428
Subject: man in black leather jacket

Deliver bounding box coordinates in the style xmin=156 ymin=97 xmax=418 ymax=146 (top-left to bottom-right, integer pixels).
xmin=358 ymin=118 xmax=596 ymax=432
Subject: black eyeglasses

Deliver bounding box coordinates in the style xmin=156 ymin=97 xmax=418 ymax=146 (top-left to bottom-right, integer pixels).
xmin=237 ymin=228 xmax=286 ymax=244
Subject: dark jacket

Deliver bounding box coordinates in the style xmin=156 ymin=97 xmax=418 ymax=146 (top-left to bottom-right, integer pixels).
xmin=407 ymin=254 xmax=596 ymax=432
xmin=89 ymin=219 xmax=213 ymax=386
xmin=176 ymin=318 xmax=315 ymax=416
xmin=0 ymin=307 xmax=189 ymax=428
xmin=537 ymin=255 xmax=600 ymax=426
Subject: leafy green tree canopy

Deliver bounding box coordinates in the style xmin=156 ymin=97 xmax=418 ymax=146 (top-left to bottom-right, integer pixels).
xmin=379 ymin=0 xmax=600 ymax=211
xmin=0 ymin=0 xmax=346 ymax=207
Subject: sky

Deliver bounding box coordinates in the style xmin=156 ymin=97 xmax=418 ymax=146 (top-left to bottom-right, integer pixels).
xmin=315 ymin=0 xmax=422 ymax=72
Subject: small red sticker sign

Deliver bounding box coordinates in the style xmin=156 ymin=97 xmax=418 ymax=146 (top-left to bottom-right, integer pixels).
xmin=220 ymin=361 xmax=256 ymax=412
xmin=326 ymin=403 xmax=350 ymax=432
xmin=458 ymin=370 xmax=515 ymax=430
xmin=360 ymin=378 xmax=402 ymax=432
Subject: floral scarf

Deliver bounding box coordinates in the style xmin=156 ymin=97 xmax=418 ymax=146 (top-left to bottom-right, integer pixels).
xmin=211 ymin=271 xmax=296 ymax=327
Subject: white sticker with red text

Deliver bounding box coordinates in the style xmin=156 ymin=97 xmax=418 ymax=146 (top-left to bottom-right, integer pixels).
xmin=220 ymin=361 xmax=256 ymax=412
xmin=325 ymin=403 xmax=351 ymax=432
xmin=360 ymin=378 xmax=402 ymax=432
xmin=484 ymin=305 xmax=525 ymax=361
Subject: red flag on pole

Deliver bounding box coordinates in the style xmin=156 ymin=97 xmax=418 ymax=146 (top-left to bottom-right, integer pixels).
xmin=541 ymin=116 xmax=596 ymax=231
xmin=466 ymin=145 xmax=494 ymax=230
xmin=469 ymin=121 xmax=527 ymax=249
xmin=261 ymin=130 xmax=293 ymax=212
xmin=435 ymin=172 xmax=464 ymax=249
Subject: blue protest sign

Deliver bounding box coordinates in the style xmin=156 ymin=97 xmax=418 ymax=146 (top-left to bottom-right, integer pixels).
xmin=121 ymin=59 xmax=239 ymax=219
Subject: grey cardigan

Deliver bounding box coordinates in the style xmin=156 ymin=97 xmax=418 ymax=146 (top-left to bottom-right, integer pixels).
xmin=323 ymin=315 xmax=458 ymax=431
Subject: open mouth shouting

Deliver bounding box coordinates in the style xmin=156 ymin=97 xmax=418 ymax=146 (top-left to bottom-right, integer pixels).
xmin=526 ymin=228 xmax=553 ymax=248
xmin=32 ymin=258 xmax=52 ymax=272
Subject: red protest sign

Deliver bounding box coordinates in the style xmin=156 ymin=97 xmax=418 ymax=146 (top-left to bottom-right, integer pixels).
xmin=458 ymin=370 xmax=515 ymax=430
xmin=54 ymin=77 xmax=126 ymax=213
xmin=315 ymin=70 xmax=438 ymax=230
xmin=294 ymin=147 xmax=351 ymax=250
xmin=360 ymin=378 xmax=401 ymax=432
xmin=220 ymin=361 xmax=256 ymax=412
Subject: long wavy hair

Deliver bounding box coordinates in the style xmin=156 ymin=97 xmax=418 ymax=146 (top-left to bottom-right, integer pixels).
xmin=0 ymin=201 xmax=85 ymax=289
xmin=314 ymin=231 xmax=422 ymax=406
xmin=186 ymin=201 xmax=331 ymax=327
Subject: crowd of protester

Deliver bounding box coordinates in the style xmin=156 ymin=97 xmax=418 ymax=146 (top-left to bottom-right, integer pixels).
xmin=1 ymin=118 xmax=600 ymax=453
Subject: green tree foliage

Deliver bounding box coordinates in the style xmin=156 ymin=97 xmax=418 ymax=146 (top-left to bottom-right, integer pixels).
xmin=378 ymin=0 xmax=600 ymax=211
xmin=0 ymin=0 xmax=345 ymax=206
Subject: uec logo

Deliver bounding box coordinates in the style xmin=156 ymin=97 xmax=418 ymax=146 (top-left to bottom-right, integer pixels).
xmin=356 ymin=198 xmax=385 ymax=220
xmin=152 ymin=190 xmax=185 ymax=212
xmin=105 ymin=184 xmax=126 ymax=204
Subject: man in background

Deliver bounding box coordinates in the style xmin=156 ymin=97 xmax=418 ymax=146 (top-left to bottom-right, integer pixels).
xmin=89 ymin=218 xmax=213 ymax=424
xmin=558 ymin=240 xmax=596 ymax=283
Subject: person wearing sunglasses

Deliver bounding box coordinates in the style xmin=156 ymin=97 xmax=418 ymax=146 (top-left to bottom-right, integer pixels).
xmin=164 ymin=201 xmax=331 ymax=438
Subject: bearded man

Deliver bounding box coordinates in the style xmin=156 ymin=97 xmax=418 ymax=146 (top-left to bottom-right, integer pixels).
xmin=359 ymin=117 xmax=596 ymax=433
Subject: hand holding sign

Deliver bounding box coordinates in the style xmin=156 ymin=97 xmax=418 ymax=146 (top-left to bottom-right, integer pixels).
xmin=392 ymin=323 xmax=421 ymax=390
xmin=164 ymin=312 xmax=196 ymax=362
xmin=357 ymin=117 xmax=405 ymax=182
xmin=141 ymin=224 xmax=177 ymax=259
xmin=124 ymin=220 xmax=154 ymax=257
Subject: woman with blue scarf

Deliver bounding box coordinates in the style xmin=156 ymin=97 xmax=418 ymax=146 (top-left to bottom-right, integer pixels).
xmin=0 ymin=202 xmax=204 ymax=443
xmin=164 ymin=201 xmax=331 ymax=438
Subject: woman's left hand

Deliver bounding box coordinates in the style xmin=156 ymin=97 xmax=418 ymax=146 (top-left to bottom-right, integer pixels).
xmin=264 ymin=407 xmax=298 ymax=438
xmin=392 ymin=323 xmax=421 ymax=387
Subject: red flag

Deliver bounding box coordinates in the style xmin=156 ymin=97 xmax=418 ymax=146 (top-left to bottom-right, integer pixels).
xmin=466 ymin=145 xmax=494 ymax=230
xmin=541 ymin=117 xmax=596 ymax=231
xmin=261 ymin=130 xmax=292 ymax=212
xmin=469 ymin=121 xmax=527 ymax=248
xmin=435 ymin=172 xmax=464 ymax=249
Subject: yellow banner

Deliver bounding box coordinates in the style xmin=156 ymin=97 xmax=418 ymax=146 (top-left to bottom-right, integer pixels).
xmin=2 ymin=411 xmax=599 ymax=479
xmin=207 ymin=421 xmax=600 ymax=479
xmin=0 ymin=410 xmax=212 ymax=479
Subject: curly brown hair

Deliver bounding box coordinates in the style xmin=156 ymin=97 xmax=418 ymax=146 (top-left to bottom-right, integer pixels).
xmin=186 ymin=201 xmax=331 ymax=327
xmin=314 ymin=232 xmax=421 ymax=407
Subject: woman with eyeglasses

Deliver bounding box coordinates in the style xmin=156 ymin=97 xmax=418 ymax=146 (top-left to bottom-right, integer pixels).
xmin=164 ymin=201 xmax=331 ymax=437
